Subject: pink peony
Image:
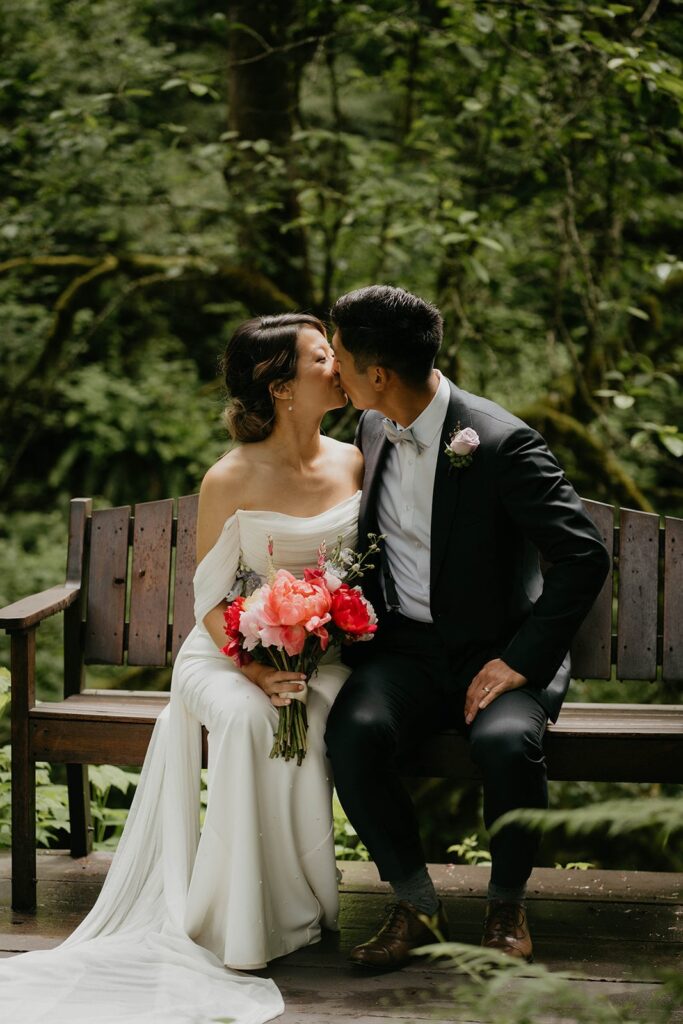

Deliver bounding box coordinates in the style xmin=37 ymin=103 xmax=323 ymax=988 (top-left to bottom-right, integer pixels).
xmin=263 ymin=569 xmax=332 ymax=629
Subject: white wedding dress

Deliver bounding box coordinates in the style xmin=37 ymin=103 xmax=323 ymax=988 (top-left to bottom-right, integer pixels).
xmin=0 ymin=490 xmax=361 ymax=1024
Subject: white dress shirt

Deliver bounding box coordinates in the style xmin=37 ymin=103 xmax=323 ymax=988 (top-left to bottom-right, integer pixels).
xmin=376 ymin=370 xmax=450 ymax=622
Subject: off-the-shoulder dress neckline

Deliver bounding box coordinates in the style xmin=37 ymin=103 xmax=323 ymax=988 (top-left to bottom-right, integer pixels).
xmin=234 ymin=489 xmax=361 ymax=522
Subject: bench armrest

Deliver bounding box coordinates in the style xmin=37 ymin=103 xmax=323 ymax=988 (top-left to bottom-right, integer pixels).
xmin=0 ymin=583 xmax=81 ymax=631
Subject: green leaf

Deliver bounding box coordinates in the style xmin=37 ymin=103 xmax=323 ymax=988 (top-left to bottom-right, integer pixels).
xmin=468 ymin=256 xmax=489 ymax=284
xmin=656 ymin=73 xmax=683 ymax=100
xmin=626 ymin=305 xmax=650 ymax=320
xmin=613 ymin=394 xmax=635 ymax=409
xmin=440 ymin=231 xmax=469 ymax=246
xmin=661 ymin=434 xmax=683 ymax=458
xmin=161 ymin=78 xmax=185 ymax=91
xmin=458 ymin=210 xmax=479 ymax=226
xmin=630 ymin=430 xmax=649 ymax=450
xmin=478 ymin=236 xmax=504 ymax=253
xmin=188 ymin=82 xmax=209 ymax=97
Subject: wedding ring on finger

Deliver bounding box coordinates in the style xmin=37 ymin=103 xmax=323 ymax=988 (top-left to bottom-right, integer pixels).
xmin=483 ymin=686 xmax=491 ymax=694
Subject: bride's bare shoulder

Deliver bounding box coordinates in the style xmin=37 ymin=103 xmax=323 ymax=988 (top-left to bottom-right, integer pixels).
xmin=197 ymin=448 xmax=253 ymax=559
xmin=322 ymin=435 xmax=364 ymax=487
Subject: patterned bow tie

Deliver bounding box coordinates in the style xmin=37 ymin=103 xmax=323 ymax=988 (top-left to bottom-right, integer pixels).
xmin=382 ymin=418 xmax=426 ymax=454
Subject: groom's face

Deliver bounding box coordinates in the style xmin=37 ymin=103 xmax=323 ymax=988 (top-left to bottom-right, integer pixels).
xmin=331 ymin=329 xmax=378 ymax=410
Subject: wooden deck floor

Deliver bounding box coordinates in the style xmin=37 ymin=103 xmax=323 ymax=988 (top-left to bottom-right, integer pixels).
xmin=1 ymin=852 xmax=681 ymax=1022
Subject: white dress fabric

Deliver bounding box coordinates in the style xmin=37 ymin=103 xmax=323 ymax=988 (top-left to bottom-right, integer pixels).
xmin=0 ymin=491 xmax=361 ymax=1024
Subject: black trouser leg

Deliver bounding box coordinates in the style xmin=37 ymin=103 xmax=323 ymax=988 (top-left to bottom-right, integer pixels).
xmin=324 ymin=647 xmax=447 ymax=882
xmin=466 ymin=689 xmax=549 ymax=889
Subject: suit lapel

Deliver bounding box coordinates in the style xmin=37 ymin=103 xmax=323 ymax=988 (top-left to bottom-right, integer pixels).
xmin=358 ymin=414 xmax=391 ymax=540
xmin=429 ymin=381 xmax=472 ymax=600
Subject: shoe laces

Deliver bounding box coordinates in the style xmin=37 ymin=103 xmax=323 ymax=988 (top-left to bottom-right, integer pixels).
xmin=486 ymin=900 xmax=523 ymax=937
xmin=379 ymin=901 xmax=412 ymax=938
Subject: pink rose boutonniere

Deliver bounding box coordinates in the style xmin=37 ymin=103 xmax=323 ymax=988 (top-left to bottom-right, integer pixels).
xmin=445 ymin=424 xmax=480 ymax=469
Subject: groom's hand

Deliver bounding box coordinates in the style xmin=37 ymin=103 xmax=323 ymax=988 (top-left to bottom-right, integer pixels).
xmin=464 ymin=659 xmax=528 ymax=725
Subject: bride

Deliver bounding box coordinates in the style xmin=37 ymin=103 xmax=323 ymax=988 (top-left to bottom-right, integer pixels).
xmin=0 ymin=313 xmax=364 ymax=1023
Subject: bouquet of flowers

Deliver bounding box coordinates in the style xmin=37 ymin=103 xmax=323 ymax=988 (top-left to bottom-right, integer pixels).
xmin=221 ymin=534 xmax=381 ymax=765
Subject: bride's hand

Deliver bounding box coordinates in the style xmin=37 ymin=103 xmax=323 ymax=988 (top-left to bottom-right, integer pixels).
xmin=241 ymin=662 xmax=307 ymax=708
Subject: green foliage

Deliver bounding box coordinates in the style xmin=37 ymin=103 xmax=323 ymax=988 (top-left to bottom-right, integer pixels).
xmin=492 ymin=797 xmax=683 ymax=847
xmin=88 ymin=764 xmax=141 ymax=849
xmin=447 ymin=832 xmax=492 ymax=866
xmin=411 ymin=941 xmax=681 ymax=1024
xmin=333 ymin=792 xmax=369 ymax=861
xmin=0 ymin=512 xmax=67 ymax=709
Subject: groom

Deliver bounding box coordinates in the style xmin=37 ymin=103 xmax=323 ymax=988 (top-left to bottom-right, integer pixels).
xmin=325 ymin=285 xmax=610 ymax=969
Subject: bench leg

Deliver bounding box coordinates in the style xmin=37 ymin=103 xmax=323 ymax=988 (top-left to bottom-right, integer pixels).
xmin=10 ymin=630 xmax=37 ymax=913
xmin=11 ymin=758 xmax=37 ymax=912
xmin=67 ymin=763 xmax=93 ymax=858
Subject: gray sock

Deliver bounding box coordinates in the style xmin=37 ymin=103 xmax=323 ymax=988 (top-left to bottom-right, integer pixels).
xmin=487 ymin=881 xmax=527 ymax=904
xmin=390 ymin=865 xmax=439 ymax=915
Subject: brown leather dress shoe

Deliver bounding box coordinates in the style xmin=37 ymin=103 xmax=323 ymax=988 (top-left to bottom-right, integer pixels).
xmin=349 ymin=899 xmax=449 ymax=970
xmin=481 ymin=900 xmax=534 ymax=962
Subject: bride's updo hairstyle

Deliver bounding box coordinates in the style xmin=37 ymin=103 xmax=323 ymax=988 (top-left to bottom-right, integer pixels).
xmin=222 ymin=313 xmax=327 ymax=442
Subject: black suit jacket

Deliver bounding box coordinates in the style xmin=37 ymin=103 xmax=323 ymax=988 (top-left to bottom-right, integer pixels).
xmin=352 ymin=379 xmax=610 ymax=722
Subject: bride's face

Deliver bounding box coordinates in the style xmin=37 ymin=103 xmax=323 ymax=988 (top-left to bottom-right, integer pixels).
xmin=290 ymin=327 xmax=348 ymax=413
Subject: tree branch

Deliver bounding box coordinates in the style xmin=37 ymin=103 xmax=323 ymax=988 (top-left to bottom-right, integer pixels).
xmin=517 ymin=401 xmax=655 ymax=512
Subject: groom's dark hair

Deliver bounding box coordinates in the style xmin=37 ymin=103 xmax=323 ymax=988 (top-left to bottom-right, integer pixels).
xmin=330 ymin=285 xmax=442 ymax=385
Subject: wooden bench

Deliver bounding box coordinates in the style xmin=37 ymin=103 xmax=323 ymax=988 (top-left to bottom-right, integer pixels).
xmin=1 ymin=496 xmax=682 ymax=912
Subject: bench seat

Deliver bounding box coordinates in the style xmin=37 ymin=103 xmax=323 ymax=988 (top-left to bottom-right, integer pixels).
xmin=29 ymin=690 xmax=683 ymax=784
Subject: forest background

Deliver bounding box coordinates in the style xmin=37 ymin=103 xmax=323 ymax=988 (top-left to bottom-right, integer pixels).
xmin=1 ymin=0 xmax=681 ymax=871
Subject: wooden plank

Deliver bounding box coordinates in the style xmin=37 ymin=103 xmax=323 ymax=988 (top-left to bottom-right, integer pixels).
xmin=616 ymin=508 xmax=659 ymax=680
xmin=29 ymin=715 xmax=209 ymax=769
xmin=663 ymin=515 xmax=683 ymax=682
xmin=0 ymin=584 xmax=80 ymax=631
xmin=127 ymin=499 xmax=174 ymax=666
xmin=26 ymin=695 xmax=683 ymax=780
xmin=32 ymin=692 xmax=170 ymax=720
xmin=172 ymin=494 xmax=199 ymax=663
xmin=337 ymin=862 xmax=683 ymax=903
xmin=3 ymin=855 xmax=679 ymax=905
xmin=548 ymin=702 xmax=683 ymax=735
xmin=84 ymin=506 xmax=131 ymax=665
xmin=64 ymin=497 xmax=91 ymax=698
xmin=570 ymin=500 xmax=614 ymax=679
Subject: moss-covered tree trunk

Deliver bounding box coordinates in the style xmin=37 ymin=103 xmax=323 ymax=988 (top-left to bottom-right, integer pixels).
xmin=225 ymin=1 xmax=317 ymax=308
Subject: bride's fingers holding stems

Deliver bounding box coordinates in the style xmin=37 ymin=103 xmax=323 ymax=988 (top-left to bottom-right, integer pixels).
xmin=246 ymin=664 xmax=306 ymax=707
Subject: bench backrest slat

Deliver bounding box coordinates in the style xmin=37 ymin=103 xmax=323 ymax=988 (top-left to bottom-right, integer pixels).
xmin=74 ymin=495 xmax=682 ymax=683
xmin=570 ymin=500 xmax=614 ymax=680
xmin=172 ymin=494 xmax=199 ymax=663
xmin=663 ymin=515 xmax=683 ymax=682
xmin=128 ymin=500 xmax=174 ymax=666
xmin=617 ymin=508 xmax=660 ymax=680
xmin=84 ymin=506 xmax=131 ymax=665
